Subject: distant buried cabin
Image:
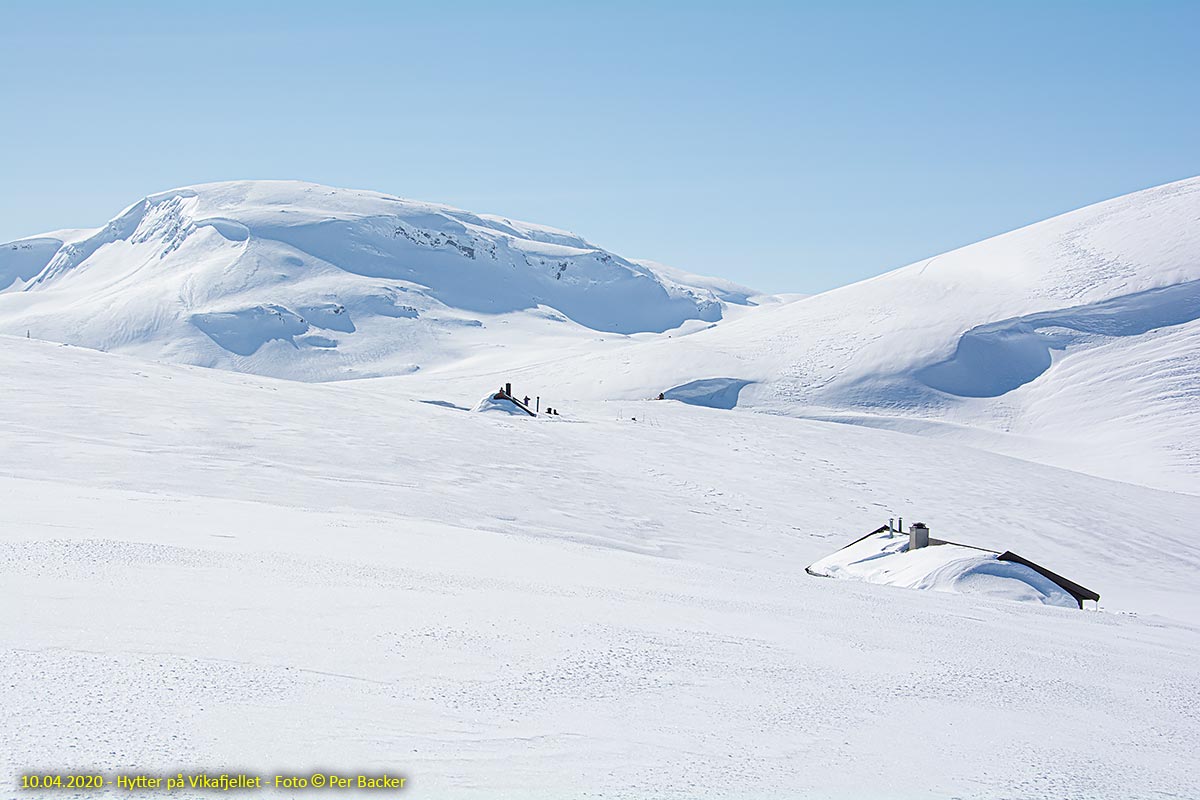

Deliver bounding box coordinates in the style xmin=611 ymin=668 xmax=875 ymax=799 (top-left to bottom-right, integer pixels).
xmin=806 ymin=523 xmax=1100 ymax=609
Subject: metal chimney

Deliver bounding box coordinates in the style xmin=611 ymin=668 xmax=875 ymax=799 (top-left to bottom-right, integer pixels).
xmin=909 ymin=522 xmax=929 ymax=550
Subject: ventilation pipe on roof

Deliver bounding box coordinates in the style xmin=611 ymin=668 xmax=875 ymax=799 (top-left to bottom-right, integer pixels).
xmin=909 ymin=522 xmax=929 ymax=551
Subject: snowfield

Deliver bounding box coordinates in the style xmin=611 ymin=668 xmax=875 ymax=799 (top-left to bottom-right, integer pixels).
xmin=2 ymin=177 xmax=1200 ymax=798
xmin=2 ymin=338 xmax=1199 ymax=798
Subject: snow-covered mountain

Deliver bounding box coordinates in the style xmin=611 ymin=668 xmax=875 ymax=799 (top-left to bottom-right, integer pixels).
xmin=3 ymin=178 xmax=1200 ymax=798
xmin=452 ymin=177 xmax=1200 ymax=492
xmin=4 ymin=177 xmax=1199 ymax=492
xmin=0 ymin=181 xmax=757 ymax=381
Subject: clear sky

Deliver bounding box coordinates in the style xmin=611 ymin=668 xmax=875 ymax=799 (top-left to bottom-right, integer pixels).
xmin=2 ymin=1 xmax=1197 ymax=293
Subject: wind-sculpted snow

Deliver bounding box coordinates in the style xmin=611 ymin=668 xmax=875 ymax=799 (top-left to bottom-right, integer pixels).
xmin=190 ymin=305 xmax=311 ymax=356
xmin=0 ymin=180 xmax=748 ymax=380
xmin=4 ymin=177 xmax=1200 ymax=491
xmin=466 ymin=176 xmax=1200 ymax=493
xmin=917 ymin=278 xmax=1200 ymax=397
xmin=255 ymin=214 xmax=716 ymax=332
xmin=31 ymin=198 xmax=154 ymax=285
xmin=0 ymin=236 xmax=63 ymax=291
xmin=5 ymin=173 xmax=1200 ymax=797
xmin=663 ymin=377 xmax=752 ymax=409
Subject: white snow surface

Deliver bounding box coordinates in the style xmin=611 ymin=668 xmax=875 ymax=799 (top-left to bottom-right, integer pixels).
xmin=471 ymin=392 xmax=531 ymax=416
xmin=0 ymin=180 xmax=743 ymax=381
xmin=403 ymin=177 xmax=1200 ymax=493
xmin=6 ymin=177 xmax=1198 ymax=491
xmin=3 ymin=177 xmax=1200 ymax=797
xmin=2 ymin=337 xmax=1199 ymax=798
xmin=807 ymin=528 xmax=1079 ymax=608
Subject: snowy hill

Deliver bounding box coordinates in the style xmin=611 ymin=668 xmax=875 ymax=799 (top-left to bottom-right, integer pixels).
xmin=3 ymin=178 xmax=1200 ymax=797
xmin=0 ymin=181 xmax=756 ymax=381
xmin=438 ymin=177 xmax=1200 ymax=492
xmin=3 ymin=177 xmax=1199 ymax=493
xmin=2 ymin=335 xmax=1199 ymax=798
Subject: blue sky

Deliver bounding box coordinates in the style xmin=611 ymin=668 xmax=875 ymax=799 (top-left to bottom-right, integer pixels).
xmin=2 ymin=1 xmax=1197 ymax=293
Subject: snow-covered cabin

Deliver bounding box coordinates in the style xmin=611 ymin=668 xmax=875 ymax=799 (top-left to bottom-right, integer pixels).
xmin=806 ymin=523 xmax=1100 ymax=609
xmin=472 ymin=382 xmax=538 ymax=417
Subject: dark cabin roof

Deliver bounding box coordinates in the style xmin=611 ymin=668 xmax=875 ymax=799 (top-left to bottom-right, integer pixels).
xmin=996 ymin=551 xmax=1100 ymax=608
xmin=492 ymin=390 xmax=537 ymax=417
xmin=810 ymin=525 xmax=1100 ymax=609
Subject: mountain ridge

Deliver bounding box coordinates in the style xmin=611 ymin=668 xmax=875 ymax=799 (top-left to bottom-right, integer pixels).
xmin=0 ymin=180 xmax=759 ymax=380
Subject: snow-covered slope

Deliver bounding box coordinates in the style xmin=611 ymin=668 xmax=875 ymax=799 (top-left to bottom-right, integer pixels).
xmin=435 ymin=177 xmax=1200 ymax=493
xmin=5 ymin=177 xmax=1199 ymax=493
xmin=0 ymin=181 xmax=752 ymax=381
xmin=2 ymin=335 xmax=1199 ymax=798
xmin=2 ymin=178 xmax=1199 ymax=797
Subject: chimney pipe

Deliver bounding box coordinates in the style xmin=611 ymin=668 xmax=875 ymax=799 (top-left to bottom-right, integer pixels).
xmin=909 ymin=522 xmax=929 ymax=551
xmin=505 ymin=382 xmax=512 ymax=396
